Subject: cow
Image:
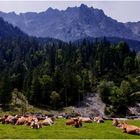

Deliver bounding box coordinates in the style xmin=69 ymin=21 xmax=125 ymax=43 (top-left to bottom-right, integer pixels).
xmin=78 ymin=117 xmax=92 ymax=123
xmin=4 ymin=115 xmax=19 ymax=124
xmin=74 ymin=119 xmax=82 ymax=128
xmin=30 ymin=119 xmax=42 ymax=129
xmin=5 ymin=115 xmax=14 ymax=124
xmin=0 ymin=115 xmax=13 ymax=124
xmin=94 ymin=116 xmax=104 ymax=123
xmin=112 ymin=119 xmax=123 ymax=128
xmin=15 ymin=116 xmax=27 ymax=125
xmin=1 ymin=115 xmax=8 ymax=124
xmin=66 ymin=119 xmax=76 ymax=125
xmin=112 ymin=119 xmax=119 ymax=126
xmin=121 ymin=122 xmax=140 ymax=135
xmin=25 ymin=116 xmax=35 ymax=126
xmin=41 ymin=118 xmax=54 ymax=126
xmin=66 ymin=118 xmax=82 ymax=128
xmin=12 ymin=115 xmax=19 ymax=125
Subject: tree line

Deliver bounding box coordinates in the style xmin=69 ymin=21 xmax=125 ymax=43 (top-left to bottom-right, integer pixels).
xmin=0 ymin=36 xmax=140 ymax=116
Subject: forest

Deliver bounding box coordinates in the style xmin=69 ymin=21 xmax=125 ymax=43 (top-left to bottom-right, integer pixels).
xmin=0 ymin=33 xmax=140 ymax=116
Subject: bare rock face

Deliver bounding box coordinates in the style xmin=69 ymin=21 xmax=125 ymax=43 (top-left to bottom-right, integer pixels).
xmin=0 ymin=4 xmax=139 ymax=42
xmin=72 ymin=93 xmax=106 ymax=117
xmin=128 ymin=103 xmax=140 ymax=115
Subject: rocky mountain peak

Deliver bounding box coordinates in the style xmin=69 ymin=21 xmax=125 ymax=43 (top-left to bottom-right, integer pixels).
xmin=80 ymin=3 xmax=89 ymax=9
xmin=0 ymin=4 xmax=139 ymax=41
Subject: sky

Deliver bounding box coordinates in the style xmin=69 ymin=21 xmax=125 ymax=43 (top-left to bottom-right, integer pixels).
xmin=0 ymin=1 xmax=140 ymax=23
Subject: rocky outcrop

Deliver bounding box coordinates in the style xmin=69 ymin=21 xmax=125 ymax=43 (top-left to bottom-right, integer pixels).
xmin=72 ymin=93 xmax=106 ymax=117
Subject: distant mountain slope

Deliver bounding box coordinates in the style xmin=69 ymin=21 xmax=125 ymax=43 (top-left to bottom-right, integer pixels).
xmin=0 ymin=4 xmax=139 ymax=41
xmin=0 ymin=17 xmax=64 ymax=47
xmin=0 ymin=15 xmax=140 ymax=52
xmin=125 ymin=21 xmax=140 ymax=37
xmin=0 ymin=17 xmax=27 ymax=39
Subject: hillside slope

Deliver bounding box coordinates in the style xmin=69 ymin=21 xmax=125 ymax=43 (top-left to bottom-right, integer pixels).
xmin=0 ymin=17 xmax=27 ymax=39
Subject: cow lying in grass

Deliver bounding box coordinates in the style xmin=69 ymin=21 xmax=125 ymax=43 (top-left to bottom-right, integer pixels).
xmin=120 ymin=122 xmax=140 ymax=135
xmin=78 ymin=117 xmax=93 ymax=123
xmin=16 ymin=115 xmax=54 ymax=128
xmin=112 ymin=119 xmax=120 ymax=126
xmin=0 ymin=115 xmax=8 ymax=124
xmin=112 ymin=119 xmax=140 ymax=135
xmin=15 ymin=116 xmax=27 ymax=125
xmin=0 ymin=114 xmax=55 ymax=129
xmin=94 ymin=116 xmax=104 ymax=123
xmin=66 ymin=119 xmax=76 ymax=125
xmin=1 ymin=115 xmax=19 ymax=125
xmin=112 ymin=119 xmax=124 ymax=128
xmin=41 ymin=117 xmax=54 ymax=126
xmin=66 ymin=118 xmax=82 ymax=128
xmin=30 ymin=119 xmax=42 ymax=129
xmin=74 ymin=119 xmax=82 ymax=128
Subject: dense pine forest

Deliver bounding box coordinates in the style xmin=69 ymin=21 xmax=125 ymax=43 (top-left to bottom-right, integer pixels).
xmin=0 ymin=18 xmax=140 ymax=116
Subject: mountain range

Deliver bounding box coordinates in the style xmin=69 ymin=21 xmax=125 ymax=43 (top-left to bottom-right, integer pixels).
xmin=0 ymin=4 xmax=140 ymax=42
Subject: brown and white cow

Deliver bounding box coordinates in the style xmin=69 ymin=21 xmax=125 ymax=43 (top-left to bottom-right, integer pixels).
xmin=4 ymin=115 xmax=19 ymax=124
xmin=25 ymin=116 xmax=35 ymax=125
xmin=74 ymin=119 xmax=82 ymax=128
xmin=120 ymin=122 xmax=140 ymax=135
xmin=112 ymin=119 xmax=123 ymax=128
xmin=78 ymin=117 xmax=92 ymax=123
xmin=66 ymin=118 xmax=82 ymax=128
xmin=41 ymin=118 xmax=54 ymax=126
xmin=1 ymin=115 xmax=8 ymax=124
xmin=66 ymin=119 xmax=76 ymax=125
xmin=15 ymin=116 xmax=27 ymax=125
xmin=94 ymin=116 xmax=104 ymax=123
xmin=30 ymin=119 xmax=42 ymax=129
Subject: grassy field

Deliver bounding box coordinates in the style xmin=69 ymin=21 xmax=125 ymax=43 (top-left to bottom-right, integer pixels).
xmin=0 ymin=119 xmax=140 ymax=139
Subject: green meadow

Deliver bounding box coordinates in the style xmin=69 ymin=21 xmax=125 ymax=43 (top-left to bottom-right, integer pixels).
xmin=0 ymin=119 xmax=140 ymax=139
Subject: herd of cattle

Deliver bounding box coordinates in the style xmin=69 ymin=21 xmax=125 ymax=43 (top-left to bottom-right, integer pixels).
xmin=0 ymin=114 xmax=55 ymax=129
xmin=0 ymin=114 xmax=140 ymax=135
xmin=0 ymin=114 xmax=104 ymax=129
xmin=65 ymin=116 xmax=104 ymax=128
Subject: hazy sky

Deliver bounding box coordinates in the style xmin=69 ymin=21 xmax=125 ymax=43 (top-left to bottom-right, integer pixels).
xmin=0 ymin=1 xmax=140 ymax=23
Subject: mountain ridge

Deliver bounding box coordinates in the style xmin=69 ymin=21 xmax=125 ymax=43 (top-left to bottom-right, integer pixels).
xmin=0 ymin=4 xmax=140 ymax=42
xmin=0 ymin=15 xmax=140 ymax=51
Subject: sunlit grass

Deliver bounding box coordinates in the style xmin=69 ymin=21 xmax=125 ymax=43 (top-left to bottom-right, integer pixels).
xmin=0 ymin=119 xmax=140 ymax=139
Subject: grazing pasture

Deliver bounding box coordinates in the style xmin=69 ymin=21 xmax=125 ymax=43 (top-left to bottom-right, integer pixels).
xmin=0 ymin=119 xmax=140 ymax=139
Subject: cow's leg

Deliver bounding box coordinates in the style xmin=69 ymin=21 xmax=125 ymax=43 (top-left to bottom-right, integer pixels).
xmin=123 ymin=128 xmax=126 ymax=133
